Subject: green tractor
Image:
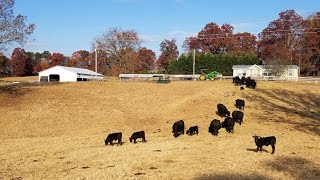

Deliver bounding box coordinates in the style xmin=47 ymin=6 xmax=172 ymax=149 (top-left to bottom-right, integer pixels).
xmin=199 ymin=69 xmax=221 ymax=81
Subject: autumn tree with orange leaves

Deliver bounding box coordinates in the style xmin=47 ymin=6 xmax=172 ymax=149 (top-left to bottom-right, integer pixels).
xmin=10 ymin=48 xmax=30 ymax=76
xmin=93 ymin=28 xmax=141 ymax=75
xmin=302 ymin=12 xmax=320 ymax=75
xmin=258 ymin=10 xmax=304 ymax=65
xmin=69 ymin=50 xmax=91 ymax=69
xmin=184 ymin=22 xmax=256 ymax=55
xmin=137 ymin=47 xmax=156 ymax=72
xmin=157 ymin=39 xmax=179 ymax=71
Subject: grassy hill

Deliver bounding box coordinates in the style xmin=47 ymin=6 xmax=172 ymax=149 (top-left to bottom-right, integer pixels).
xmin=0 ymin=80 xmax=319 ymax=179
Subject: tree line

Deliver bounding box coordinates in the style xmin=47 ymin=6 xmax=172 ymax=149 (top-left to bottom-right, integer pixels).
xmin=0 ymin=1 xmax=319 ymax=77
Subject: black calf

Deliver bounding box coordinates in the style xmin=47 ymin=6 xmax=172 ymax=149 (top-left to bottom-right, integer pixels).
xmin=253 ymin=135 xmax=276 ymax=154
xmin=129 ymin=131 xmax=146 ymax=143
xmin=186 ymin=126 xmax=198 ymax=135
xmin=105 ymin=132 xmax=122 ymax=146
xmin=235 ymin=99 xmax=245 ymax=110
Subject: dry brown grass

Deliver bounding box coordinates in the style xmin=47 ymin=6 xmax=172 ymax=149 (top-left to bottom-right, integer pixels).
xmin=0 ymin=76 xmax=38 ymax=83
xmin=0 ymin=80 xmax=319 ymax=179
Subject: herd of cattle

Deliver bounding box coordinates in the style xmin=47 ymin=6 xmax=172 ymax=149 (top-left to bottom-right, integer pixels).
xmin=172 ymin=100 xmax=244 ymax=137
xmin=233 ymin=76 xmax=257 ymax=89
xmin=104 ymin=77 xmax=277 ymax=154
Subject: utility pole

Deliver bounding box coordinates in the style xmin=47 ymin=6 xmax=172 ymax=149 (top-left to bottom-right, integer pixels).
xmin=193 ymin=49 xmax=195 ymax=80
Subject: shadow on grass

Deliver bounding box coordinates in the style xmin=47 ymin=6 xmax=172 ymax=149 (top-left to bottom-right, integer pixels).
xmin=195 ymin=173 xmax=268 ymax=180
xmin=0 ymin=82 xmax=61 ymax=96
xmin=195 ymin=156 xmax=320 ymax=180
xmin=246 ymin=148 xmax=268 ymax=153
xmin=264 ymin=156 xmax=320 ymax=179
xmin=243 ymin=88 xmax=320 ymax=136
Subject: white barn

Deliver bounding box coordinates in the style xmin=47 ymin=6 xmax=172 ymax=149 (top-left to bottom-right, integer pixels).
xmin=232 ymin=64 xmax=300 ymax=79
xmin=38 ymin=66 xmax=104 ymax=82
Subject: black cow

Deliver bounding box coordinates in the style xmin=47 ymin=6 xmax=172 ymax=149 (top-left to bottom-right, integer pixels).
xmin=172 ymin=120 xmax=185 ymax=138
xmin=105 ymin=132 xmax=122 ymax=146
xmin=240 ymin=77 xmax=246 ymax=85
xmin=217 ymin=103 xmax=230 ymax=117
xmin=232 ymin=110 xmax=244 ymax=125
xmin=129 ymin=131 xmax=146 ymax=143
xmin=235 ymin=99 xmax=245 ymax=110
xmin=253 ymin=135 xmax=276 ymax=154
xmin=221 ymin=117 xmax=235 ymax=133
xmin=233 ymin=76 xmax=241 ymax=86
xmin=245 ymin=77 xmax=251 ymax=82
xmin=240 ymin=87 xmax=244 ymax=90
xmin=245 ymin=78 xmax=256 ymax=89
xmin=186 ymin=126 xmax=198 ymax=135
xmin=208 ymin=119 xmax=221 ymax=136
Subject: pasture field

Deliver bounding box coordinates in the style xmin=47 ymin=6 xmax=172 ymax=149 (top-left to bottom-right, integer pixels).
xmin=0 ymin=80 xmax=319 ymax=179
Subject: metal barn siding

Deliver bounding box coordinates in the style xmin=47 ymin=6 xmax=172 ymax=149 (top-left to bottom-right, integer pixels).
xmin=38 ymin=66 xmax=104 ymax=82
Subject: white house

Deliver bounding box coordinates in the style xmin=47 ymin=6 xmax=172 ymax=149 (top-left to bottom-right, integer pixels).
xmin=38 ymin=66 xmax=104 ymax=82
xmin=232 ymin=64 xmax=300 ymax=79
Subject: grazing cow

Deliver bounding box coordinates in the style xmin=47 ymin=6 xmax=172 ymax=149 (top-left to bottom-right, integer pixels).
xmin=208 ymin=119 xmax=221 ymax=136
xmin=245 ymin=78 xmax=256 ymax=89
xmin=233 ymin=76 xmax=241 ymax=86
xmin=221 ymin=117 xmax=235 ymax=133
xmin=186 ymin=126 xmax=199 ymax=135
xmin=240 ymin=87 xmax=244 ymax=90
xmin=235 ymin=99 xmax=245 ymax=110
xmin=129 ymin=131 xmax=146 ymax=143
xmin=105 ymin=132 xmax=122 ymax=145
xmin=217 ymin=103 xmax=230 ymax=117
xmin=232 ymin=110 xmax=244 ymax=125
xmin=240 ymin=77 xmax=246 ymax=85
xmin=253 ymin=135 xmax=276 ymax=154
xmin=172 ymin=120 xmax=185 ymax=138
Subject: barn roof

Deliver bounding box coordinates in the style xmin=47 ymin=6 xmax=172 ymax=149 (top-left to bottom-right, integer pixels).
xmin=39 ymin=66 xmax=104 ymax=77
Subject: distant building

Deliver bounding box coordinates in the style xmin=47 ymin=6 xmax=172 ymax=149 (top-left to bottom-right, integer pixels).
xmin=38 ymin=66 xmax=104 ymax=82
xmin=232 ymin=64 xmax=300 ymax=79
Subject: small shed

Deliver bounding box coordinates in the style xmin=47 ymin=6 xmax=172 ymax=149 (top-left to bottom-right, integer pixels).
xmin=38 ymin=66 xmax=104 ymax=82
xmin=232 ymin=64 xmax=300 ymax=79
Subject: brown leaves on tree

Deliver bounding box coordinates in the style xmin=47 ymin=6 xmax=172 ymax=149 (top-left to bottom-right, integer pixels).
xmin=157 ymin=39 xmax=179 ymax=71
xmin=184 ymin=22 xmax=256 ymax=55
xmin=302 ymin=12 xmax=320 ymax=75
xmin=10 ymin=48 xmax=28 ymax=76
xmin=258 ymin=10 xmax=304 ymax=64
xmin=93 ymin=28 xmax=142 ymax=75
xmin=138 ymin=48 xmax=156 ymax=71
xmin=69 ymin=50 xmax=90 ymax=69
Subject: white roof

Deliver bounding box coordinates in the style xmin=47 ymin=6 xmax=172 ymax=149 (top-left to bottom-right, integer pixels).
xmin=39 ymin=66 xmax=104 ymax=77
xmin=232 ymin=64 xmax=299 ymax=69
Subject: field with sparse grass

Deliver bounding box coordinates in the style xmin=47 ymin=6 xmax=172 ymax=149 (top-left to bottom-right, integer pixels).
xmin=0 ymin=79 xmax=319 ymax=179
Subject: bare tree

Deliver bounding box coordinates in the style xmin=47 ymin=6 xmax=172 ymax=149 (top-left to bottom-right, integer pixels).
xmin=264 ymin=58 xmax=288 ymax=77
xmin=93 ymin=28 xmax=142 ymax=75
xmin=0 ymin=0 xmax=35 ymax=51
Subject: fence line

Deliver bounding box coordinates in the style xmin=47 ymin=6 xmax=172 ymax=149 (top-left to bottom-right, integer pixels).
xmin=117 ymin=74 xmax=320 ymax=83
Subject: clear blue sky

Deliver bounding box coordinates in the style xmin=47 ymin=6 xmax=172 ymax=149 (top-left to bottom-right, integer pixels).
xmin=12 ymin=0 xmax=320 ymax=57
